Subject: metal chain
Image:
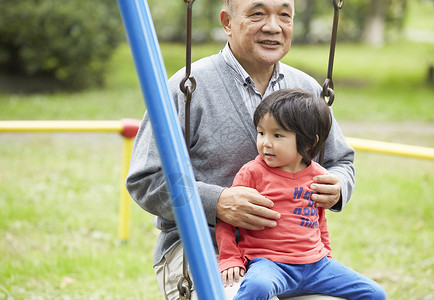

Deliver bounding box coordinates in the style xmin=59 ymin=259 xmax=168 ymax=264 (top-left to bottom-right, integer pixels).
xmin=320 ymin=0 xmax=344 ymax=106
xmin=180 ymin=0 xmax=196 ymax=156
xmin=176 ymin=0 xmax=343 ymax=294
xmin=319 ymin=0 xmax=343 ymax=166
xmin=177 ymin=0 xmax=195 ymax=299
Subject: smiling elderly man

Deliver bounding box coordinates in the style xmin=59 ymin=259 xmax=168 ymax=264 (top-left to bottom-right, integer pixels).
xmin=126 ymin=0 xmax=355 ymax=299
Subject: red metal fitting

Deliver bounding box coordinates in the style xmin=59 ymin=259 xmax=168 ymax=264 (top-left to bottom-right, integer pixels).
xmin=121 ymin=118 xmax=141 ymax=139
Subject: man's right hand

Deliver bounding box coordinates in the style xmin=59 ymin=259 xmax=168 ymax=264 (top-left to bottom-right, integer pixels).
xmin=216 ymin=186 xmax=281 ymax=230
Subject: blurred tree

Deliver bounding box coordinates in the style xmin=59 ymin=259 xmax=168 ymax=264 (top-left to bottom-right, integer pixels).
xmin=0 ymin=0 xmax=124 ymax=90
xmin=146 ymin=1 xmax=408 ymax=44
xmin=362 ymin=0 xmax=388 ymax=45
xmin=148 ymin=0 xmax=221 ymax=42
xmin=294 ymin=0 xmax=408 ymax=44
xmin=362 ymin=0 xmax=408 ymax=46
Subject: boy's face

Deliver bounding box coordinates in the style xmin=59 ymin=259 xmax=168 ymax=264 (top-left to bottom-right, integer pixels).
xmin=256 ymin=113 xmax=304 ymax=173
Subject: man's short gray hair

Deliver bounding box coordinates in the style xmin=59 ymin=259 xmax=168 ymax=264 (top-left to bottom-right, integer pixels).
xmin=222 ymin=0 xmax=235 ymax=13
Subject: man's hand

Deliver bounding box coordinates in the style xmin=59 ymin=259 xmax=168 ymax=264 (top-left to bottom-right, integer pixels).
xmin=310 ymin=174 xmax=341 ymax=209
xmin=216 ymin=186 xmax=281 ymax=230
xmin=221 ymin=267 xmax=245 ymax=287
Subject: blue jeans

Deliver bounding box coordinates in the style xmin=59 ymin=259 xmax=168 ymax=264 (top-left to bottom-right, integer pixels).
xmin=234 ymin=257 xmax=386 ymax=300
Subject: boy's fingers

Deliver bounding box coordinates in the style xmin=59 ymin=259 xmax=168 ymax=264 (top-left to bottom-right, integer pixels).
xmin=221 ymin=270 xmax=227 ymax=287
xmin=234 ymin=267 xmax=240 ymax=282
xmin=228 ymin=268 xmax=234 ymax=286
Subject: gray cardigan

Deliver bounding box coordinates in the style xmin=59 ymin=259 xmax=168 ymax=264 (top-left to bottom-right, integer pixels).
xmin=126 ymin=51 xmax=355 ymax=266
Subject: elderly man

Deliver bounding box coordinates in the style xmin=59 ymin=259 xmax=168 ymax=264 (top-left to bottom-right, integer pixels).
xmin=126 ymin=0 xmax=355 ymax=299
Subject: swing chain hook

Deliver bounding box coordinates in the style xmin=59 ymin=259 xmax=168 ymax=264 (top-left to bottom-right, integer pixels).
xmin=322 ymin=79 xmax=335 ymax=106
xmin=177 ymin=276 xmax=193 ymax=300
xmin=179 ymin=0 xmax=196 ymax=94
xmin=321 ymin=0 xmax=343 ymax=106
xmin=334 ymin=0 xmax=344 ymax=9
xmin=179 ymin=0 xmax=197 ymax=154
xmin=177 ymin=1 xmax=195 ymax=300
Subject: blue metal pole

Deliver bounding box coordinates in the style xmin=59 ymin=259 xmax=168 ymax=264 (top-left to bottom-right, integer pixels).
xmin=117 ymin=1 xmax=225 ymax=299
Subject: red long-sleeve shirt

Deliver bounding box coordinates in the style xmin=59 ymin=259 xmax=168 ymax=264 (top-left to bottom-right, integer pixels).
xmin=216 ymin=156 xmax=332 ymax=273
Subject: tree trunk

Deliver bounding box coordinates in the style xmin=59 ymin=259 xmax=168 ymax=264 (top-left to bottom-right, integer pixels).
xmin=300 ymin=0 xmax=315 ymax=43
xmin=362 ymin=0 xmax=387 ymax=46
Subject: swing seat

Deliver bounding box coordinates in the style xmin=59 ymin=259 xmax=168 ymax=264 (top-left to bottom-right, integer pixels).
xmin=222 ymin=278 xmax=344 ymax=300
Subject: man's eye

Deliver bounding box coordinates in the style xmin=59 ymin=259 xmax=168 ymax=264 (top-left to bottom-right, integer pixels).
xmin=280 ymin=13 xmax=293 ymax=22
xmin=251 ymin=12 xmax=263 ymax=17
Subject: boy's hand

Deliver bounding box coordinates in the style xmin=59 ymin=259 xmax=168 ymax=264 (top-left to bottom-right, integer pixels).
xmin=221 ymin=267 xmax=245 ymax=287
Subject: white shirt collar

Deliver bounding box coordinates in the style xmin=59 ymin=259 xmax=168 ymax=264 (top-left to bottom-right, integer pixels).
xmin=221 ymin=43 xmax=284 ymax=87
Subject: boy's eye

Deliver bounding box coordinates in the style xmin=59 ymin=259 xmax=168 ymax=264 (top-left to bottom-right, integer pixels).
xmin=257 ymin=131 xmax=264 ymax=136
xmin=274 ymin=134 xmax=281 ymax=138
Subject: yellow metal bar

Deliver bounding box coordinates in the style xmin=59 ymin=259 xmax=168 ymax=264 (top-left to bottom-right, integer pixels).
xmin=0 ymin=120 xmax=138 ymax=242
xmin=346 ymin=137 xmax=434 ymax=160
xmin=0 ymin=120 xmax=123 ymax=133
xmin=1 ymin=120 xmax=431 ymax=244
xmin=118 ymin=137 xmax=134 ymax=243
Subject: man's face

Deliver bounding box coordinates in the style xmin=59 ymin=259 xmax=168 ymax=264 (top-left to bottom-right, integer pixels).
xmin=221 ymin=0 xmax=294 ymax=71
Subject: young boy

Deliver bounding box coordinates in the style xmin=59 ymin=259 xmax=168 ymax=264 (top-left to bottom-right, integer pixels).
xmin=216 ymin=89 xmax=386 ymax=300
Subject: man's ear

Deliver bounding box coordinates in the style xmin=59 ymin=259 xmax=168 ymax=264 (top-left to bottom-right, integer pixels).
xmin=220 ymin=10 xmax=232 ymax=36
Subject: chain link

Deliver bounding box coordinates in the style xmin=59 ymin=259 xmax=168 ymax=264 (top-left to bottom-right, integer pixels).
xmin=177 ymin=0 xmax=196 ymax=299
xmin=321 ymin=0 xmax=344 ymax=106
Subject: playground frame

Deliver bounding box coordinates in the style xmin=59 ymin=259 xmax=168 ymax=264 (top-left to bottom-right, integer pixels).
xmin=0 ymin=119 xmax=432 ymax=243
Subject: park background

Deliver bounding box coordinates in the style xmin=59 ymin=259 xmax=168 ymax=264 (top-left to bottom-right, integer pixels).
xmin=0 ymin=0 xmax=433 ymax=299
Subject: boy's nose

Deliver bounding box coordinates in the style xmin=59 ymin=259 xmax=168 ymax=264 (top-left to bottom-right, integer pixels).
xmin=263 ymin=137 xmax=272 ymax=147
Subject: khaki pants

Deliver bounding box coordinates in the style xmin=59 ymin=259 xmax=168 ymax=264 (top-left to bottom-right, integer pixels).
xmin=155 ymin=243 xmax=343 ymax=300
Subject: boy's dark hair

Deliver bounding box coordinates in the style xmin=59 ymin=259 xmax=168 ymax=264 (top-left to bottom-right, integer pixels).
xmin=253 ymin=88 xmax=332 ymax=164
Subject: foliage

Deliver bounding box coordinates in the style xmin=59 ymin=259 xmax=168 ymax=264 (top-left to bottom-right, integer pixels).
xmin=147 ymin=0 xmax=409 ymax=43
xmin=293 ymin=0 xmax=408 ymax=43
xmin=147 ymin=0 xmax=222 ymax=42
xmin=0 ymin=0 xmax=124 ymax=89
xmin=1 ymin=41 xmax=433 ymax=122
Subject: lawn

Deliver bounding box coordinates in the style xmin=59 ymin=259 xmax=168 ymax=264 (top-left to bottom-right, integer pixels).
xmin=0 ymin=135 xmax=432 ymax=299
xmin=1 ymin=1 xmax=434 ymax=298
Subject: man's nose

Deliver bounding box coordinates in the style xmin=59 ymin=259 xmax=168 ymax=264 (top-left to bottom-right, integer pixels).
xmin=262 ymin=15 xmax=282 ymax=34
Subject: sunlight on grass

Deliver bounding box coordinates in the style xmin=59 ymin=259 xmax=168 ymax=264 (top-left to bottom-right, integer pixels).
xmin=327 ymin=152 xmax=434 ymax=300
xmin=0 ymin=134 xmax=160 ymax=299
xmin=0 ymin=133 xmax=432 ymax=299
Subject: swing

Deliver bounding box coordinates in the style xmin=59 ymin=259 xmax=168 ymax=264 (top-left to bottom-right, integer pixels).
xmin=176 ymin=1 xmax=344 ymax=299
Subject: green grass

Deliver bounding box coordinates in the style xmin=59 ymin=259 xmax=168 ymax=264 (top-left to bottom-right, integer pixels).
xmin=1 ymin=0 xmax=434 ymax=297
xmin=0 ymin=135 xmax=432 ymax=299
xmin=405 ymin=0 xmax=434 ymax=31
xmin=327 ymin=153 xmax=434 ymax=299
xmin=0 ymin=134 xmax=161 ymax=299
